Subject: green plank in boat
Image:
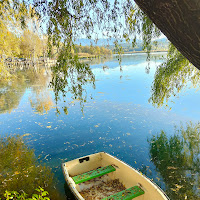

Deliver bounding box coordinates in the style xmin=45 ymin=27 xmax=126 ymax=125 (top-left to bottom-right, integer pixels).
xmin=102 ymin=186 xmax=145 ymax=200
xmin=72 ymin=165 xmax=116 ymax=184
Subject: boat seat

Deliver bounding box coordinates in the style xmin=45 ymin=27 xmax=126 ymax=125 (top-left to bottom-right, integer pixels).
xmin=102 ymin=186 xmax=145 ymax=200
xmin=72 ymin=165 xmax=116 ymax=184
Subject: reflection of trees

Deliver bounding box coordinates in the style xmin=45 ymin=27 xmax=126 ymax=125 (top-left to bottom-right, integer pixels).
xmin=0 ymin=68 xmax=51 ymax=114
xmin=149 ymin=45 xmax=200 ymax=108
xmin=148 ymin=122 xmax=200 ymax=199
xmin=82 ymin=55 xmax=113 ymax=66
xmin=0 ymin=73 xmax=27 ymax=114
xmin=50 ymin=49 xmax=95 ymax=114
xmin=29 ymin=91 xmax=53 ymax=115
xmin=28 ymin=68 xmax=53 ymax=115
xmin=0 ymin=89 xmax=24 ymax=114
xmin=0 ymin=135 xmax=60 ymax=199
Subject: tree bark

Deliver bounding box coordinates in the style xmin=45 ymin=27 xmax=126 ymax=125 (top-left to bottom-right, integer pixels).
xmin=134 ymin=0 xmax=200 ymax=69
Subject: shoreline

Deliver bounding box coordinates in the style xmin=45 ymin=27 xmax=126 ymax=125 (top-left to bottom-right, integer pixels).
xmin=79 ymin=50 xmax=168 ymax=58
xmin=120 ymin=50 xmax=168 ymax=54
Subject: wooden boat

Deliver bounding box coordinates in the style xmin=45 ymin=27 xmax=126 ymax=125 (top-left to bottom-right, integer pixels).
xmin=62 ymin=152 xmax=169 ymax=200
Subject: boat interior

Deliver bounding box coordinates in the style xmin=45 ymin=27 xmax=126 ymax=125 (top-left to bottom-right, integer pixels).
xmin=62 ymin=152 xmax=168 ymax=200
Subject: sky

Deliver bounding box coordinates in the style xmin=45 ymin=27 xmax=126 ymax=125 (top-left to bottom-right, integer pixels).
xmin=25 ymin=0 xmax=167 ymax=43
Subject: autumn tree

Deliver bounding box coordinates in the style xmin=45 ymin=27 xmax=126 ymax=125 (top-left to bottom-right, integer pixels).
xmin=20 ymin=29 xmax=43 ymax=58
xmin=0 ymin=22 xmax=20 ymax=58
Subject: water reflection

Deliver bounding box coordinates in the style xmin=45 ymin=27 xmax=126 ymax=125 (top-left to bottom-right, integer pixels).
xmin=148 ymin=122 xmax=200 ymax=199
xmin=1 ymin=53 xmax=200 ymax=199
xmin=81 ymin=55 xmax=113 ymax=66
xmin=29 ymin=91 xmax=53 ymax=115
xmin=50 ymin=55 xmax=96 ymax=114
xmin=0 ymin=135 xmax=62 ymax=199
xmin=0 ymin=69 xmax=51 ymax=114
xmin=0 ymin=73 xmax=27 ymax=114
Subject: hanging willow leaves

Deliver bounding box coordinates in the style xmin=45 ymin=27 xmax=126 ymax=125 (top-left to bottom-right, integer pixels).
xmin=149 ymin=44 xmax=200 ymax=108
xmin=1 ymin=0 xmax=195 ymax=113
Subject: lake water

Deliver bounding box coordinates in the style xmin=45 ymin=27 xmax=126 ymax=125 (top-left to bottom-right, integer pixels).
xmin=0 ymin=53 xmax=199 ymax=199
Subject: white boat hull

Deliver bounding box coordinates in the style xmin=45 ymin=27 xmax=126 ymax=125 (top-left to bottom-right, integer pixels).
xmin=62 ymin=152 xmax=169 ymax=200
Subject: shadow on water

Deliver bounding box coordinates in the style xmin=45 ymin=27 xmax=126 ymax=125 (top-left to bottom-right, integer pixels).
xmin=147 ymin=122 xmax=200 ymax=200
xmin=64 ymin=182 xmax=76 ymax=200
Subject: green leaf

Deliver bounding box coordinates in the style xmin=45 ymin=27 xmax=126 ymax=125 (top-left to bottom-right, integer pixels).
xmin=41 ymin=191 xmax=48 ymax=197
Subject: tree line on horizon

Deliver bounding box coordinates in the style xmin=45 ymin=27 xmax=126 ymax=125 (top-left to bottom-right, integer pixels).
xmin=0 ymin=26 xmax=112 ymax=61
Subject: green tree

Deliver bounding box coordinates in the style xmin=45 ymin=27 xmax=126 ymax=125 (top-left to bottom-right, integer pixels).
xmin=0 ymin=21 xmax=20 ymax=57
xmin=20 ymin=30 xmax=43 ymax=58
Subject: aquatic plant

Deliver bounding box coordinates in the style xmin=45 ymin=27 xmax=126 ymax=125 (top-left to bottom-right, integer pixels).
xmin=1 ymin=187 xmax=50 ymax=200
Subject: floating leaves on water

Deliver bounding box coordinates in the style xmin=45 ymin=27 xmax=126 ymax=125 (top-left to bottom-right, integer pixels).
xmin=44 ymin=154 xmax=50 ymax=160
xmin=170 ymin=188 xmax=177 ymax=192
xmin=35 ymin=122 xmax=43 ymax=127
xmin=64 ymin=142 xmax=70 ymax=144
xmin=174 ymin=184 xmax=183 ymax=190
xmin=80 ymin=143 xmax=86 ymax=146
xmin=156 ymin=177 xmax=160 ymax=181
xmin=22 ymin=133 xmax=31 ymax=137
xmin=46 ymin=126 xmax=51 ymax=129
xmin=94 ymin=123 xmax=100 ymax=128
xmin=167 ymin=166 xmax=177 ymax=170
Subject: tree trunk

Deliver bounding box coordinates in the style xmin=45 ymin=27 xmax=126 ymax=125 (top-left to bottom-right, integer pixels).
xmin=134 ymin=0 xmax=200 ymax=69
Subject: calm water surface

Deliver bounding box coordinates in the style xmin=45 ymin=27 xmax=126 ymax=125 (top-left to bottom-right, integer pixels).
xmin=0 ymin=53 xmax=199 ymax=199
